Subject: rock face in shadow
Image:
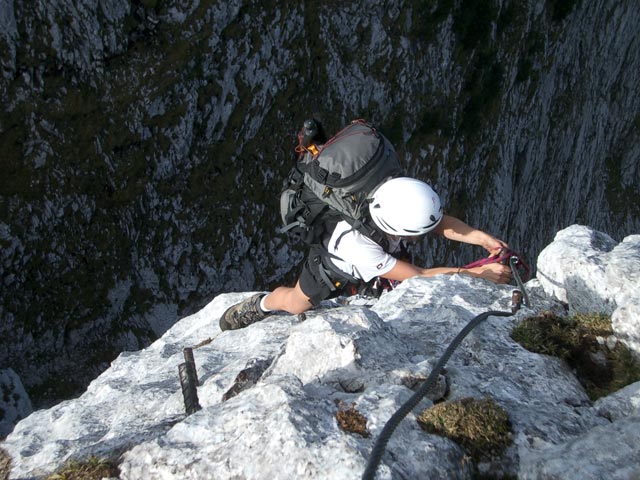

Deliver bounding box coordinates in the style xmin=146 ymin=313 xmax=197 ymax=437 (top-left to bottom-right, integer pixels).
xmin=0 ymin=369 xmax=32 ymax=438
xmin=3 ymin=225 xmax=639 ymax=479
xmin=1 ymin=1 xmax=638 ymax=409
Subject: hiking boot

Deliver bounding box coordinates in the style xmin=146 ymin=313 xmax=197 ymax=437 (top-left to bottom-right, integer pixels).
xmin=219 ymin=294 xmax=268 ymax=331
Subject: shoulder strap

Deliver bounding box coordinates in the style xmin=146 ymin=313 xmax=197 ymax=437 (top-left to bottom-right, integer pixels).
xmin=326 ymin=218 xmax=390 ymax=262
xmin=345 ymin=216 xmax=389 ymax=251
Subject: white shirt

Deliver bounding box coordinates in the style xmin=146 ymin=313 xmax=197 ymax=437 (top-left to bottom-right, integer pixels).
xmin=327 ymin=221 xmax=402 ymax=282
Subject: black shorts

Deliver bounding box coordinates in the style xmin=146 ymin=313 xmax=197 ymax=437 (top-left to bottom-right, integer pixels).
xmin=299 ymin=246 xmax=355 ymax=306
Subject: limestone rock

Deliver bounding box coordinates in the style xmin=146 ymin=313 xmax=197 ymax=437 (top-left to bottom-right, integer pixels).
xmin=5 ymin=232 xmax=639 ymax=479
xmin=538 ymin=226 xmax=640 ymax=357
xmin=0 ymin=369 xmax=32 ymax=439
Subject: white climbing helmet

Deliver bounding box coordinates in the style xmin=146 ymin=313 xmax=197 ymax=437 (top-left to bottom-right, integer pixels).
xmin=368 ymin=177 xmax=443 ymax=236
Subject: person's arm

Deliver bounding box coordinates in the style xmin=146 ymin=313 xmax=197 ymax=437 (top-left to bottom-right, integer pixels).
xmin=382 ymin=259 xmax=512 ymax=284
xmin=380 ymin=215 xmax=512 ymax=284
xmin=432 ymin=215 xmax=508 ymax=256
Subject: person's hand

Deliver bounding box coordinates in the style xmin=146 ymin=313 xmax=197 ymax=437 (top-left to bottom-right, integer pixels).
xmin=467 ymin=263 xmax=512 ymax=284
xmin=480 ymin=235 xmax=509 ymax=257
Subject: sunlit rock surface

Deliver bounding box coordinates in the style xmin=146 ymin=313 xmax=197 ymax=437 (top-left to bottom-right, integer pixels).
xmin=0 ymin=0 xmax=638 ymax=410
xmin=537 ymin=225 xmax=640 ymax=357
xmin=3 ymin=225 xmax=639 ymax=479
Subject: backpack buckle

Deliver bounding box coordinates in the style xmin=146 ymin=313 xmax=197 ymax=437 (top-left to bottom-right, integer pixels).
xmin=287 ymin=167 xmax=304 ymax=186
xmin=314 ymin=163 xmax=328 ymax=183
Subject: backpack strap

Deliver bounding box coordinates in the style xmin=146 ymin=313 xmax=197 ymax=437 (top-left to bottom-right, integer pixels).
xmin=329 ymin=215 xmax=390 ymax=253
xmin=278 ymin=166 xmax=330 ymax=236
xmin=306 ymin=245 xmax=361 ymax=304
xmin=346 ymin=216 xmax=390 ymax=251
xmin=316 ymin=247 xmax=361 ymax=286
xmin=285 ymin=164 xmax=305 ymax=187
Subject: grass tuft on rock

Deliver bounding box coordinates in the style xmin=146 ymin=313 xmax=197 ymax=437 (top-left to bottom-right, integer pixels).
xmin=511 ymin=312 xmax=640 ymax=400
xmin=1 ymin=447 xmax=11 ymax=480
xmin=336 ymin=401 xmax=370 ymax=438
xmin=417 ymin=397 xmax=512 ymax=462
xmin=45 ymin=456 xmax=119 ymax=480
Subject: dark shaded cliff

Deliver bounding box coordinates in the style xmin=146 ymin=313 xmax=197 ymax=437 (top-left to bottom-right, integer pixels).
xmin=0 ymin=0 xmax=638 ymax=405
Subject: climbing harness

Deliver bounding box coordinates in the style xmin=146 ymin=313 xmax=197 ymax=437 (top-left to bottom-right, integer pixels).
xmin=361 ymin=253 xmax=531 ymax=480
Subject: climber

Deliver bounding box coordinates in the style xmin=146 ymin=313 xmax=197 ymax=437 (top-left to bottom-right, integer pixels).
xmin=220 ymin=177 xmax=512 ymax=331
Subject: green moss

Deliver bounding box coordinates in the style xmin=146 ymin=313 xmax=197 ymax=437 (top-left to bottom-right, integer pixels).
xmin=417 ymin=397 xmax=513 ymax=462
xmin=547 ymin=0 xmax=580 ymax=22
xmin=29 ymin=375 xmax=86 ymax=406
xmin=459 ymin=54 xmax=504 ymax=136
xmin=301 ymin=4 xmax=332 ymax=97
xmin=496 ymin=1 xmax=520 ymax=36
xmin=605 ymin=125 xmax=640 ymax=221
xmin=411 ymin=0 xmax=455 ymax=43
xmin=511 ymin=312 xmax=640 ymax=400
xmin=0 ymin=37 xmax=11 ymax=65
xmin=140 ymin=0 xmax=159 ymax=9
xmin=452 ymin=0 xmax=498 ymax=51
xmin=378 ymin=112 xmax=405 ymax=149
xmin=515 ymin=30 xmax=545 ymax=84
xmin=0 ymin=147 xmax=32 ymax=198
xmin=46 ymin=456 xmax=119 ymax=480
xmin=417 ymin=104 xmax=454 ymax=139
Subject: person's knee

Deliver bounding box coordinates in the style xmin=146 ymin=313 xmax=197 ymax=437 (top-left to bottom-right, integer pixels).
xmin=289 ymin=300 xmax=312 ymax=315
xmin=286 ymin=290 xmax=312 ymax=315
xmin=264 ymin=286 xmax=312 ymax=315
xmin=288 ymin=285 xmax=313 ymax=314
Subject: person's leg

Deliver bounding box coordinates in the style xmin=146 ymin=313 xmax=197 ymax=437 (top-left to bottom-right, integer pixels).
xmin=262 ymin=280 xmax=312 ymax=315
xmin=219 ymin=281 xmax=313 ymax=330
xmin=263 ymin=246 xmax=338 ymax=314
xmin=219 ymin=293 xmax=267 ymax=331
xmin=219 ymin=247 xmax=336 ymax=330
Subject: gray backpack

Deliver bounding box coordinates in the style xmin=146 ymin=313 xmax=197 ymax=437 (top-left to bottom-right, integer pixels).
xmin=279 ymin=119 xmax=404 ymax=250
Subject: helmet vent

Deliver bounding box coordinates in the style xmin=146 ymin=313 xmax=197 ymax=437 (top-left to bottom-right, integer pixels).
xmin=378 ymin=217 xmax=397 ymax=232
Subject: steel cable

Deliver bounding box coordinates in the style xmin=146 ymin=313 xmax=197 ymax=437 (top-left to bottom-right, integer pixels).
xmin=361 ymin=308 xmax=513 ymax=479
